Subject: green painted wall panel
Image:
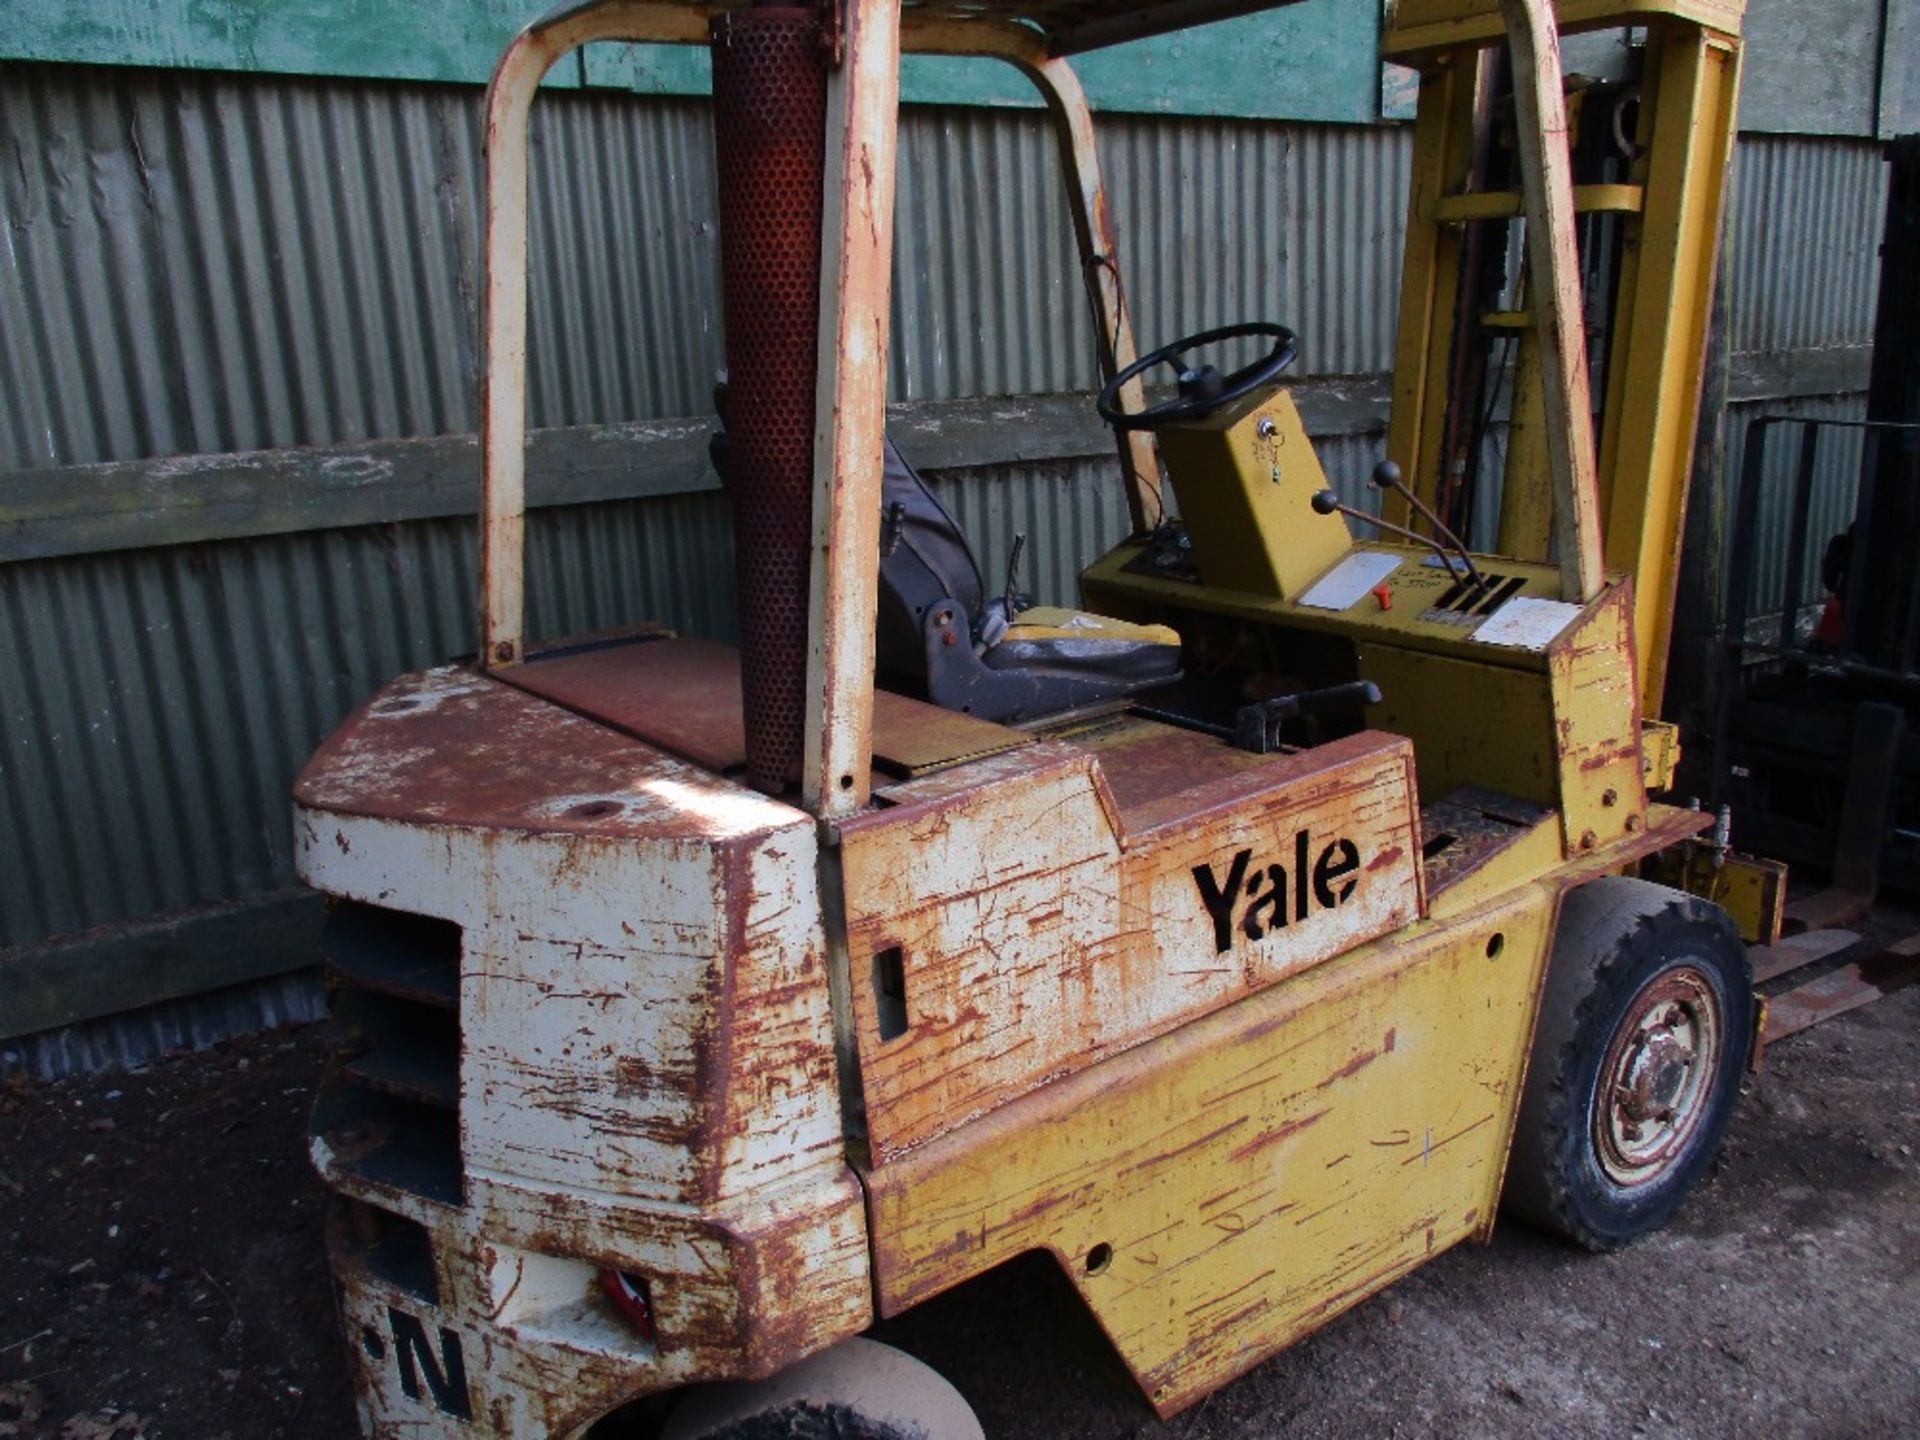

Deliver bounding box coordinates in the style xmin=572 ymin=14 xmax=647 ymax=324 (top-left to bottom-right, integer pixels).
xmin=0 ymin=0 xmax=583 ymax=88
xmin=3 ymin=0 xmax=1383 ymax=122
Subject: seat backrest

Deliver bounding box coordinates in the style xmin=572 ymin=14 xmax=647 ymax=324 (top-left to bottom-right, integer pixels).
xmin=713 ymin=378 xmax=987 ymax=689
xmin=875 ymin=438 xmax=987 ymax=685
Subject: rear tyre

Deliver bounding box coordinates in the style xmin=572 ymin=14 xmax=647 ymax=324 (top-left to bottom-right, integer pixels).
xmin=660 ymin=1337 xmax=984 ymax=1440
xmin=1504 ymin=877 xmax=1753 ymax=1251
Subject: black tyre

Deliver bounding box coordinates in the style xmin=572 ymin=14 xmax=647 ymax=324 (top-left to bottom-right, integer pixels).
xmin=661 ymin=1338 xmax=983 ymax=1440
xmin=1504 ymin=877 xmax=1753 ymax=1251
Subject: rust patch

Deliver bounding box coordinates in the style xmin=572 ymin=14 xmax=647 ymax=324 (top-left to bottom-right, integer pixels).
xmin=842 ymin=727 xmax=1424 ymax=1162
xmin=1228 ymin=1107 xmax=1330 ymax=1163
xmin=1314 ymin=1033 xmax=1395 ymax=1090
xmin=500 ymin=635 xmax=1029 ymax=780
xmin=1366 ymin=844 xmax=1405 ymax=872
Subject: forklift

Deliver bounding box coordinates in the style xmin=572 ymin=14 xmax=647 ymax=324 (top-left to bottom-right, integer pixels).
xmin=292 ymin=1 xmax=1762 ymax=1435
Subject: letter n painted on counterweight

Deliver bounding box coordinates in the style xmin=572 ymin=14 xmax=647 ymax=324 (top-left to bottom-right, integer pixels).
xmin=389 ymin=1306 xmax=474 ymax=1419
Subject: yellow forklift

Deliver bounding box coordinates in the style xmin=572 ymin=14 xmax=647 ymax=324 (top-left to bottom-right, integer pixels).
xmin=291 ymin=1 xmax=1761 ymax=1434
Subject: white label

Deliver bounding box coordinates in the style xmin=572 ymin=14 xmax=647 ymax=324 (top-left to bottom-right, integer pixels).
xmin=1471 ymin=597 xmax=1584 ymax=650
xmin=1298 ymin=550 xmax=1404 ymax=611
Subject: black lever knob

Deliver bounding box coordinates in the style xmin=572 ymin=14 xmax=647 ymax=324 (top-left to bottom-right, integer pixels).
xmin=1370 ymin=460 xmax=1404 ymax=491
xmin=1311 ymin=489 xmax=1341 ymax=516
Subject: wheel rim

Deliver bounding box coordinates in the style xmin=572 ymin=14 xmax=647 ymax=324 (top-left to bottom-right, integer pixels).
xmin=1592 ymin=964 xmax=1725 ymax=1188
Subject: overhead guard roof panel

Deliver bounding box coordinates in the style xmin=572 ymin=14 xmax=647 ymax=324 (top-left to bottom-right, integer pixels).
xmin=531 ymin=1 xmax=1311 ymax=58
xmin=900 ymin=1 xmax=1312 ymax=56
xmin=1383 ymin=0 xmax=1744 ymax=62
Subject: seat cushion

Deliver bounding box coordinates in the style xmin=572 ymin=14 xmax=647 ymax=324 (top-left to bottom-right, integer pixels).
xmin=981 ymin=606 xmax=1182 ymax=683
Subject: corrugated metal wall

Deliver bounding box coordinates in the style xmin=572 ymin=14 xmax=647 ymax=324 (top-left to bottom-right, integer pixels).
xmin=0 ymin=59 xmax=1891 ymax=1062
xmin=0 ymin=493 xmax=734 ymax=946
xmin=0 ymin=64 xmax=1409 ymax=957
xmin=0 ymin=67 xmax=1409 ymax=469
xmin=1723 ymin=136 xmax=1887 ymax=617
xmin=1727 ymin=138 xmax=1888 ymax=355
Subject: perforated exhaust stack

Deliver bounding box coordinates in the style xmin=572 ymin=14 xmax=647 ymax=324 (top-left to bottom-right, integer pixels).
xmin=710 ymin=5 xmax=829 ymax=795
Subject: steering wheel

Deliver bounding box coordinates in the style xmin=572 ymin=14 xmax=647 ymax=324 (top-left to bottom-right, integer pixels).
xmin=1095 ymin=321 xmax=1299 ymax=431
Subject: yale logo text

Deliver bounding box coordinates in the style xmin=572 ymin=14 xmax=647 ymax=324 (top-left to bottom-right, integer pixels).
xmin=1193 ymin=829 xmax=1362 ymax=953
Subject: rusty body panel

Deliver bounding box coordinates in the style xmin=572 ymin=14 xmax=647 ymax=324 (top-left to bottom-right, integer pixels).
xmin=1546 ymin=584 xmax=1649 ymax=855
xmin=295 ymin=667 xmax=873 ymax=1433
xmin=858 ymin=804 xmax=1713 ymax=1418
xmin=838 ymin=727 xmax=1424 ymax=1161
xmin=1418 ymin=787 xmax=1557 ymax=904
xmin=327 ymin=1166 xmax=868 ymax=1436
xmin=863 ymin=881 xmax=1557 ymax=1417
xmin=502 ymin=635 xmax=1032 ymax=779
xmin=296 ymin=667 xmax=850 ymax=1206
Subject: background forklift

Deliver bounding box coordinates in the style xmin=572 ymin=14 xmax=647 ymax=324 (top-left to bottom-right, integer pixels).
xmin=291 ymin=0 xmax=1769 ymax=1435
xmin=1702 ymin=133 xmax=1920 ymax=1035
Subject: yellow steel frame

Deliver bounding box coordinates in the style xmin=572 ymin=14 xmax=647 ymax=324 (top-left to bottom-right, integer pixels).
xmin=473 ymin=3 xmax=1163 ymax=821
xmin=1386 ymin=0 xmax=1744 ymax=60
xmin=869 ymin=883 xmax=1561 ymax=1417
xmin=1594 ymin=22 xmax=1741 ymax=709
xmin=1383 ymin=0 xmax=1743 ymax=716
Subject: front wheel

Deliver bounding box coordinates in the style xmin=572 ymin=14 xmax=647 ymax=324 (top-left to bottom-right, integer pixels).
xmin=1504 ymin=877 xmax=1754 ymax=1251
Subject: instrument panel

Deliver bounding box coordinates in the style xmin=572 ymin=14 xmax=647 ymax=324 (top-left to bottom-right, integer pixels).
xmin=1089 ymin=536 xmax=1599 ymax=662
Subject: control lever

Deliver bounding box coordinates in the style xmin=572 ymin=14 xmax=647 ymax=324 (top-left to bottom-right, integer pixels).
xmin=1367 ymin=461 xmax=1484 ymax=590
xmin=1004 ymin=532 xmax=1027 ymax=617
xmin=1312 ymin=490 xmax=1484 ymax=590
xmin=1234 ymin=680 xmax=1382 ymax=755
xmin=976 ymin=532 xmax=1030 ymax=651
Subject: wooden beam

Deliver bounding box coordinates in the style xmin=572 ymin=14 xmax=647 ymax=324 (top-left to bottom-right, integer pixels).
xmin=0 ymin=890 xmax=323 ymax=1041
xmin=0 ymin=357 xmax=1859 ymax=567
xmin=0 ymin=381 xmax=1389 ymax=564
xmin=1726 ymin=343 xmax=1871 ymax=403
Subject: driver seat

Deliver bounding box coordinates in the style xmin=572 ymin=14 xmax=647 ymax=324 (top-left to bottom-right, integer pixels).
xmin=710 ymin=381 xmax=1179 ymax=724
xmin=872 ymin=437 xmax=1181 ymax=722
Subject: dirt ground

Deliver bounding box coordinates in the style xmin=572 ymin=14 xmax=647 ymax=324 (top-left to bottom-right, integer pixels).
xmin=3 ymin=964 xmax=1916 ymax=1440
